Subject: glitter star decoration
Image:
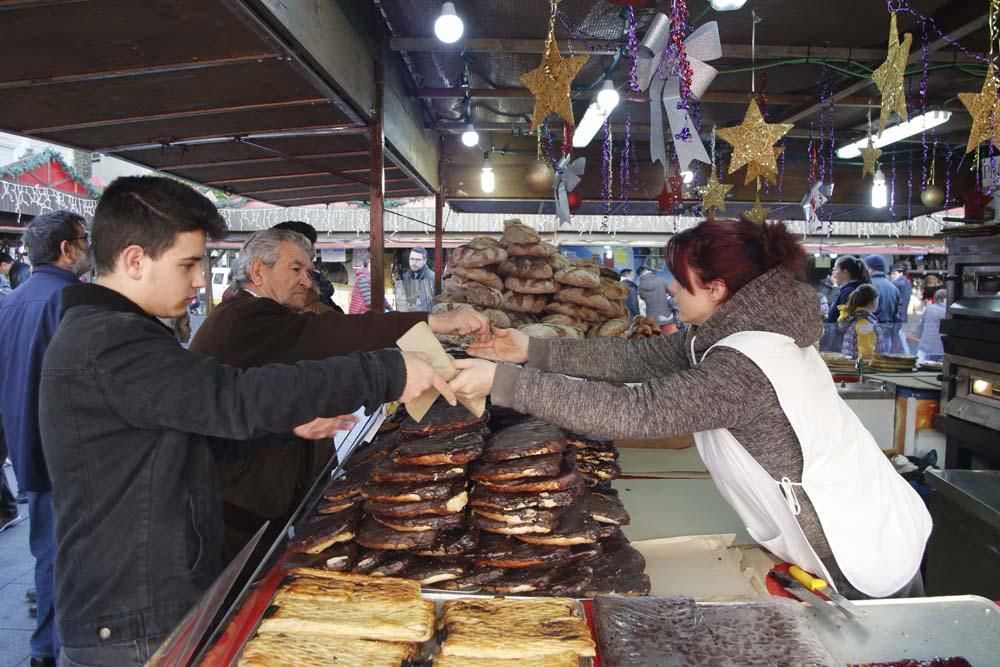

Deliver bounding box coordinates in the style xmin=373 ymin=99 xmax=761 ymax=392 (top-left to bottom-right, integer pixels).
xmin=520 ymin=40 xmax=590 ymax=131
xmin=744 ymin=147 xmax=784 ymax=186
xmin=958 ymin=64 xmax=1000 ymax=154
xmin=716 ymin=99 xmax=793 ymax=184
xmin=872 ymin=13 xmax=912 ymax=135
xmin=745 ymin=193 xmax=770 ymax=224
xmin=860 ymin=135 xmax=882 ymax=178
xmin=700 ymin=168 xmax=733 ymax=214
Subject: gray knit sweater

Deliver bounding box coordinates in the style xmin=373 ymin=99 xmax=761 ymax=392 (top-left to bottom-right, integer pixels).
xmin=492 ymin=267 xmax=834 ymax=558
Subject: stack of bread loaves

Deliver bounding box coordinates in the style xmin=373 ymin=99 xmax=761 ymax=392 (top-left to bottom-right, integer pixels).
xmin=436 ymin=219 xmax=641 ymax=343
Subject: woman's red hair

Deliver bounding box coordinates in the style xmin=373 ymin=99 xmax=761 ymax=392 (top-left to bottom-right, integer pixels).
xmin=666 ymin=218 xmax=806 ymax=298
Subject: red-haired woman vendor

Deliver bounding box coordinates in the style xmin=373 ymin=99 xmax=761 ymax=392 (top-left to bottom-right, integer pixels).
xmin=451 ymin=218 xmax=931 ymax=599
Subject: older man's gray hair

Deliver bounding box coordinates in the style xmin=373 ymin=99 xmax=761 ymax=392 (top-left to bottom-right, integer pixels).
xmin=232 ymin=228 xmax=313 ymax=287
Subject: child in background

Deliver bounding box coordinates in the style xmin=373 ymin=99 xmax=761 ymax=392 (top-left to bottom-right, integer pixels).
xmin=838 ymin=284 xmax=887 ymax=360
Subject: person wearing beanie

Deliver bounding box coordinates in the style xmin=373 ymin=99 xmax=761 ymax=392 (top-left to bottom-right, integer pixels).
xmin=888 ymin=263 xmax=913 ymax=353
xmin=863 ymin=254 xmax=901 ymax=333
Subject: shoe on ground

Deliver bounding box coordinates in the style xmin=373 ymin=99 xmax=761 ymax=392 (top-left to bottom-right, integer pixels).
xmin=28 ymin=605 xmax=36 ymax=618
xmin=16 ymin=493 xmax=27 ymax=504
xmin=25 ymin=588 xmax=36 ymax=603
xmin=30 ymin=657 xmax=56 ymax=667
xmin=0 ymin=514 xmax=18 ymax=531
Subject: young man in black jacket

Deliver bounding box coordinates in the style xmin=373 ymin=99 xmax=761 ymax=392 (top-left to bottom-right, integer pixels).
xmin=38 ymin=176 xmax=453 ymax=667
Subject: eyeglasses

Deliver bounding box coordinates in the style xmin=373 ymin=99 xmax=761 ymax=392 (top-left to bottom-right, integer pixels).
xmin=69 ymin=233 xmax=89 ymax=243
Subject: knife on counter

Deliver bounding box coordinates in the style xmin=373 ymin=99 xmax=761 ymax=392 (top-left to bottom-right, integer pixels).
xmin=788 ymin=565 xmax=864 ymax=619
xmin=768 ymin=570 xmax=853 ymax=620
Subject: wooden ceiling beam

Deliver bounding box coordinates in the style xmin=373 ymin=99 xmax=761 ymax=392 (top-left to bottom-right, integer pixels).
xmin=391 ymin=37 xmax=979 ymax=64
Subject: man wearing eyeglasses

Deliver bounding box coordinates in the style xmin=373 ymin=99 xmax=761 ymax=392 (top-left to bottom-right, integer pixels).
xmin=0 ymin=210 xmax=91 ymax=667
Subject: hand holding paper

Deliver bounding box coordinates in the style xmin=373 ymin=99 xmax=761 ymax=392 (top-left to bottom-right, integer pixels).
xmin=449 ymin=358 xmax=497 ymax=403
xmin=399 ymin=350 xmax=457 ymax=406
xmin=396 ymin=322 xmax=486 ymax=421
xmin=466 ymin=327 xmax=530 ymax=364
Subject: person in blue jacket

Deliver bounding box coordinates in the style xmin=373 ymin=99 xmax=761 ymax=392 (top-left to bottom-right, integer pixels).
xmin=822 ymin=255 xmax=871 ymax=352
xmin=864 ymin=254 xmax=903 ymax=352
xmin=0 ymin=210 xmax=92 ymax=667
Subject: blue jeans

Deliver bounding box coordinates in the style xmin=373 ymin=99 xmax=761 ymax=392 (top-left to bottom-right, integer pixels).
xmin=28 ymin=491 xmax=59 ymax=660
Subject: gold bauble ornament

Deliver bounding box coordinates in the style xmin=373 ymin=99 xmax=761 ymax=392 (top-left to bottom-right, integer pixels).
xmin=958 ymin=64 xmax=1000 ymax=153
xmin=872 ymin=13 xmax=912 ymax=134
xmin=919 ymin=185 xmax=945 ymax=208
xmin=716 ymin=99 xmax=793 ymax=182
xmin=525 ymin=159 xmax=556 ymax=194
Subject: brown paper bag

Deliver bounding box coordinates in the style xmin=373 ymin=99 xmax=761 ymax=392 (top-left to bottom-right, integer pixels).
xmin=396 ymin=322 xmax=486 ymax=422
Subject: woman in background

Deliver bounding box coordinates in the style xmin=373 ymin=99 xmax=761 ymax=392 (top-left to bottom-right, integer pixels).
xmin=838 ymin=284 xmax=887 ymax=360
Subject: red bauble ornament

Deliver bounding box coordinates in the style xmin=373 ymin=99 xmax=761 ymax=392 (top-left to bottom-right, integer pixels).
xmin=656 ymin=172 xmax=684 ymax=214
xmin=566 ymin=191 xmax=583 ymax=212
xmin=962 ymin=184 xmax=992 ymax=220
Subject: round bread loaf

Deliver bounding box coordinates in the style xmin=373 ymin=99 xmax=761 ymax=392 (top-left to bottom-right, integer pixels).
xmin=476 ymin=307 xmax=512 ymax=329
xmin=451 ymin=266 xmax=503 ymax=291
xmin=504 ymin=276 xmax=558 ymax=294
xmin=544 ymin=301 xmax=601 ymax=322
xmin=555 ymin=286 xmax=613 ymax=313
xmin=548 ymin=253 xmax=570 ymax=271
xmin=451 ymin=244 xmax=508 ymax=268
xmin=506 ymin=241 xmax=557 ymax=258
xmin=554 ymin=266 xmax=600 ymax=289
xmin=588 ymin=318 xmax=629 ymax=339
xmin=541 ymin=314 xmax=590 ymax=331
xmin=498 ymin=257 xmax=553 ymax=280
xmin=502 ymin=291 xmax=547 ymax=314
xmin=500 ymin=219 xmax=541 ymax=246
xmin=600 ymin=277 xmax=629 ymax=301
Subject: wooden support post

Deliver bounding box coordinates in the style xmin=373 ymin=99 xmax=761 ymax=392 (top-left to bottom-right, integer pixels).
xmin=434 ymin=136 xmax=444 ymax=295
xmin=369 ymin=29 xmax=386 ymax=309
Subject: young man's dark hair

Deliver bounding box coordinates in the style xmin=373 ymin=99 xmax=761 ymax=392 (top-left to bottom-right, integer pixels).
xmin=272 ymin=220 xmax=319 ymax=245
xmin=620 ymin=268 xmax=633 ymax=278
xmin=23 ymin=210 xmax=86 ymax=265
xmin=0 ymin=251 xmax=13 ymax=266
xmin=91 ymin=176 xmax=227 ymax=275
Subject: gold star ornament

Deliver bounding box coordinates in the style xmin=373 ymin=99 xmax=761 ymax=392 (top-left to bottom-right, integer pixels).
xmin=701 ymin=169 xmax=733 ymax=214
xmin=716 ymin=99 xmax=793 ymax=183
xmin=872 ymin=13 xmax=912 ymax=135
xmin=520 ymin=41 xmax=590 ymax=131
xmin=860 ymin=135 xmax=882 ymax=178
xmin=744 ymin=147 xmax=784 ymax=186
xmin=958 ymin=64 xmax=1000 ymax=154
xmin=745 ymin=193 xmax=770 ymax=224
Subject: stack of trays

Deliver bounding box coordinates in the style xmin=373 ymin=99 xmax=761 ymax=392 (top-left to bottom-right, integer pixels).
xmin=287 ymin=400 xmax=649 ymax=597
xmin=869 ymin=353 xmax=917 ymax=373
xmin=821 ymin=351 xmax=861 ymax=373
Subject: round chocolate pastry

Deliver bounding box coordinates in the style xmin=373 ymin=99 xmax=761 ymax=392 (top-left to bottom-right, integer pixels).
xmin=369 ymin=553 xmax=414 ymax=577
xmin=361 ymin=479 xmax=465 ymax=504
xmin=578 ymin=460 xmax=622 ymax=485
xmin=351 ymin=548 xmax=388 ymax=574
xmin=282 ymin=541 xmax=358 ymax=572
xmin=288 ymin=505 xmax=361 ymax=554
xmin=471 ymin=452 xmax=563 ymax=482
xmin=543 ymin=565 xmax=594 ymax=598
xmin=475 ymin=466 xmax=582 ymax=494
xmin=585 ymin=571 xmax=651 ymax=597
xmin=322 ymin=476 xmax=363 ymax=503
xmin=371 ymin=511 xmax=466 ymax=533
xmin=355 ymin=516 xmax=441 ymax=550
xmin=515 ymin=503 xmax=601 ymax=546
xmin=392 ymin=431 xmax=485 ymax=466
xmin=472 ymin=513 xmax=557 ymax=535
xmin=585 ymin=491 xmax=630 ymax=525
xmin=472 ymin=505 xmax=565 ymax=526
xmin=482 ymin=419 xmax=567 ymax=462
xmin=473 ymin=534 xmax=572 ymax=568
xmin=399 ymin=398 xmax=488 ymax=438
xmin=565 ymin=434 xmax=614 ymax=451
xmin=317 ymin=494 xmax=363 ymax=515
xmin=405 ymin=559 xmax=466 ymax=587
xmin=469 ymin=485 xmax=579 ymax=511
xmin=363 ymin=491 xmax=468 ymax=518
xmin=371 ymin=459 xmax=467 ymax=484
xmin=413 ymin=528 xmax=480 ymax=558
xmin=481 ymin=567 xmax=555 ymax=594
xmin=568 ymin=541 xmax=603 ymax=564
xmin=435 ymin=566 xmax=507 ymax=590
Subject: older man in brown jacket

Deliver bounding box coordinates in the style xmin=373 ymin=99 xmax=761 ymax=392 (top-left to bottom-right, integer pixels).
xmin=190 ymin=228 xmax=487 ymax=561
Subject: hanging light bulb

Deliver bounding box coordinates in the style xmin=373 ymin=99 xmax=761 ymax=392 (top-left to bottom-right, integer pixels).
xmin=434 ymin=2 xmax=464 ymax=44
xmin=680 ymin=170 xmax=694 ymax=184
xmin=871 ymin=168 xmax=888 ymax=208
xmin=710 ymin=0 xmax=748 ymax=10
xmin=480 ymin=154 xmax=495 ymax=194
xmin=461 ymin=123 xmax=479 ymax=147
xmin=596 ymin=79 xmax=620 ymax=114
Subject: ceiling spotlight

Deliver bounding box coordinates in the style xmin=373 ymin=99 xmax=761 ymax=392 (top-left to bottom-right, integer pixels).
xmin=461 ymin=123 xmax=479 ymax=147
xmin=480 ymin=154 xmax=495 ymax=194
xmin=710 ymin=0 xmax=748 ymax=10
xmin=434 ymin=2 xmax=464 ymax=44
xmin=681 ymin=170 xmax=694 ymax=185
xmin=596 ymin=80 xmax=620 ymax=114
xmin=837 ymin=110 xmax=952 ymax=159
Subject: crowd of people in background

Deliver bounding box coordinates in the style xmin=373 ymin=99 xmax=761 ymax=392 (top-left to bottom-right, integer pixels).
xmin=820 ymin=253 xmax=946 ymax=362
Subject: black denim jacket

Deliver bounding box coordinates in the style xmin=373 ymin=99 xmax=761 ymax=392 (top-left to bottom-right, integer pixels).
xmin=39 ymin=283 xmax=404 ymax=648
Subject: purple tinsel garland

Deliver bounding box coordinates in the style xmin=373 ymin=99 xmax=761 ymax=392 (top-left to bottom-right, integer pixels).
xmin=627 ymin=7 xmax=640 ymax=93
xmin=602 ymin=121 xmax=612 ymax=231
xmin=886 ymin=0 xmax=990 ymax=65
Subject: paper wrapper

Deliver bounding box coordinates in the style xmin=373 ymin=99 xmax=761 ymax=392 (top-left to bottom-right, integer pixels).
xmin=396 ymin=322 xmax=486 ymax=422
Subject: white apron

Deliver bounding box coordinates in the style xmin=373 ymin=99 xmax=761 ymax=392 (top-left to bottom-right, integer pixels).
xmin=692 ymin=331 xmax=932 ymax=598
